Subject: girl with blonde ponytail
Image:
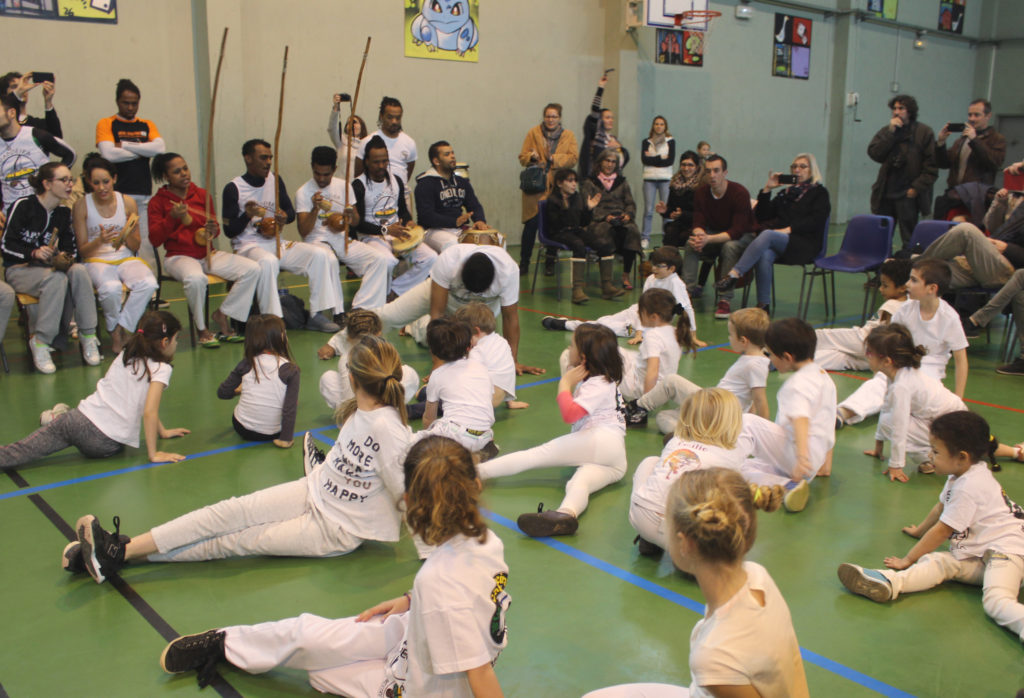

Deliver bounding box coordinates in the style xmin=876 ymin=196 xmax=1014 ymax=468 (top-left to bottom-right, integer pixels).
xmin=67 ymin=335 xmax=413 ymax=585
xmin=587 ymin=467 xmax=808 ymax=698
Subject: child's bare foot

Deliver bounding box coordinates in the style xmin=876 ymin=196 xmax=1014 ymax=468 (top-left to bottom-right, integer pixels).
xmin=507 ymin=400 xmax=530 ymax=409
xmin=883 ymin=467 xmax=909 ymax=483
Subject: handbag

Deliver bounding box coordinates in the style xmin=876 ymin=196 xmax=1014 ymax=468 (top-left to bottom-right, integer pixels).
xmin=519 ymin=165 xmax=547 ymax=194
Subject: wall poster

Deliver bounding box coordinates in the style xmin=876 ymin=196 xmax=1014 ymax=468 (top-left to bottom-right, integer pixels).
xmin=404 ymin=0 xmax=480 ymax=63
xmin=772 ymin=13 xmax=811 ymax=80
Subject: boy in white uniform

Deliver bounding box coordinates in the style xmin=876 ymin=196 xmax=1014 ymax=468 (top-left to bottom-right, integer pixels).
xmin=295 ymin=146 xmax=395 ymax=310
xmin=838 ymin=258 xmax=968 ymax=426
xmin=838 ymin=411 xmax=1024 ymax=644
xmin=739 ymin=317 xmax=837 ymax=513
xmin=814 ymin=258 xmax=910 ymax=370
xmin=455 ymin=302 xmax=528 ymax=410
xmin=625 ymin=307 xmax=771 ymax=433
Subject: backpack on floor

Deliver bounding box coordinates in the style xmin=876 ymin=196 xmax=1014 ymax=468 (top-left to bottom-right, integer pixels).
xmin=279 ymin=291 xmax=309 ymax=330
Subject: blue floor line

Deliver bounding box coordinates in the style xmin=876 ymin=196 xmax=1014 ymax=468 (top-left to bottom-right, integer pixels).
xmin=482 ymin=509 xmax=915 ymax=698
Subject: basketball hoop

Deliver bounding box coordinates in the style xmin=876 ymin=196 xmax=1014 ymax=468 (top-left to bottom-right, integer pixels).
xmin=674 ymin=9 xmax=721 ymax=61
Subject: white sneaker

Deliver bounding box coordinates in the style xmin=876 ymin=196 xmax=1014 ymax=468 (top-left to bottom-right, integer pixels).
xmin=641 ymin=238 xmax=650 ymax=250
xmin=30 ymin=336 xmax=56 ymax=374
xmin=80 ymin=334 xmax=102 ymax=366
xmin=40 ymin=403 xmax=71 ymax=426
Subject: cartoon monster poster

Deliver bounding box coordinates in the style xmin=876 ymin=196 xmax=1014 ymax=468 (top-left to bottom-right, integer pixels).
xmin=405 ymin=0 xmax=480 ymax=63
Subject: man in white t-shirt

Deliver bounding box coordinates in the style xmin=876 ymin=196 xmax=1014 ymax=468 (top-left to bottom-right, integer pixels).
xmin=375 ymin=242 xmax=545 ymax=375
xmin=296 ymin=146 xmax=395 ymax=310
xmin=355 ymin=96 xmax=416 ymax=207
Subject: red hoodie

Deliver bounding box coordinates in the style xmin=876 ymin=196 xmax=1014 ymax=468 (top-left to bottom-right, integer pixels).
xmin=148 ymin=182 xmax=219 ymax=259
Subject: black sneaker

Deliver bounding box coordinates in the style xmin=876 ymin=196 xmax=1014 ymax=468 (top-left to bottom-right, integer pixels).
xmin=63 ymin=533 xmax=130 ymax=574
xmin=479 ymin=440 xmax=500 ymax=462
xmin=624 ymin=400 xmax=648 ymax=428
xmin=541 ymin=316 xmax=567 ymax=331
xmin=517 ymin=504 xmax=579 ymax=537
xmin=634 ymin=535 xmax=664 ymax=558
xmin=77 ymin=514 xmax=128 ymax=584
xmin=961 ymin=315 xmax=981 ymax=339
xmin=714 ymin=275 xmax=738 ymax=293
xmin=996 ymin=357 xmax=1024 ymax=376
xmin=302 ymin=431 xmax=326 ymax=476
xmin=160 ymin=629 xmax=227 ymax=688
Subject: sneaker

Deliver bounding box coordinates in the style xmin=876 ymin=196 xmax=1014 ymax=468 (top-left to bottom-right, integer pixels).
xmin=714 ymin=299 xmax=731 ymax=319
xmin=160 ymin=629 xmax=227 ymax=688
xmin=714 ymin=275 xmax=738 ymax=293
xmin=77 ymin=514 xmax=128 ymax=584
xmin=624 ymin=399 xmax=649 ymax=428
xmin=689 ymin=284 xmax=703 ymax=300
xmin=961 ymin=315 xmax=981 ymax=339
xmin=479 ymin=440 xmax=500 ymax=462
xmin=40 ymin=402 xmax=71 ymax=426
xmin=783 ymin=479 xmax=810 ymax=513
xmin=517 ymin=504 xmax=579 ymax=537
xmin=306 ymin=313 xmax=341 ymax=333
xmin=837 ymin=563 xmax=893 ymax=602
xmin=835 ymin=414 xmax=845 ymax=431
xmin=29 ymin=336 xmax=56 ymax=374
xmin=541 ymin=316 xmax=567 ymax=331
xmin=640 ymin=238 xmax=650 ymax=250
xmin=302 ymin=431 xmax=326 ymax=476
xmin=634 ymin=535 xmax=663 ymax=557
xmin=755 ymin=302 xmax=771 ymax=315
xmin=996 ymin=357 xmax=1024 ymax=376
xmin=63 ymin=532 xmax=129 ymax=574
xmin=80 ymin=333 xmax=102 ymax=366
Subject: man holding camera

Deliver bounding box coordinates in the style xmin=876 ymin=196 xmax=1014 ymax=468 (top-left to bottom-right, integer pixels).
xmin=933 ymin=99 xmax=1006 ymax=221
xmin=868 ymin=94 xmax=937 ymax=248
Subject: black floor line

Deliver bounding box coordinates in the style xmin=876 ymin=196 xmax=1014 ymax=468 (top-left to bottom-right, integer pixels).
xmin=5 ymin=470 xmax=243 ymax=698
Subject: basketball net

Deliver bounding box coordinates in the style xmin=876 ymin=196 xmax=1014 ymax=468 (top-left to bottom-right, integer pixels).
xmin=674 ymin=9 xmax=721 ymax=59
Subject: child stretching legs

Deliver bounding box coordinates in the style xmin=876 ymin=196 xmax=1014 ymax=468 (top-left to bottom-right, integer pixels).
xmin=479 ymin=323 xmax=627 ymax=537
xmin=159 ymin=436 xmax=510 ymax=696
xmin=838 ymin=411 xmax=1024 ymax=644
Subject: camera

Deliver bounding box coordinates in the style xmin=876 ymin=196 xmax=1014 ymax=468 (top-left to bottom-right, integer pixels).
xmin=777 ymin=174 xmax=798 ymax=185
xmin=947 ymin=122 xmax=965 ymax=132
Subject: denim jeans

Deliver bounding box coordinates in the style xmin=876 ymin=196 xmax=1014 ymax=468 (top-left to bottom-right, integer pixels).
xmin=731 ymin=230 xmax=791 ymax=305
xmin=642 ymin=179 xmax=670 ymax=240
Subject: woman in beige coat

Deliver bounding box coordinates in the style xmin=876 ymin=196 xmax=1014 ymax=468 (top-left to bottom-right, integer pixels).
xmin=518 ymin=104 xmax=578 ymax=276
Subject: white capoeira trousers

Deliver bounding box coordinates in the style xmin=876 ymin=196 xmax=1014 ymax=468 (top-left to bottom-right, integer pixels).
xmin=359 ymin=235 xmax=436 ymax=297
xmin=737 ymin=415 xmax=823 ymax=487
xmin=477 ymin=427 xmax=627 ymax=516
xmin=223 ymin=612 xmax=406 ymax=696
xmin=85 ymin=259 xmax=158 ymax=332
xmin=319 ymin=364 xmax=420 ymax=410
xmin=637 ymin=374 xmax=702 ymax=434
xmin=584 ymin=684 xmax=690 ymax=698
xmin=814 ymin=326 xmax=870 ymax=371
xmin=148 ymin=478 xmax=360 ymax=562
xmin=237 ymin=240 xmax=344 ymax=316
xmin=163 ymin=251 xmax=263 ymax=330
xmin=628 ymin=456 xmax=664 ymax=545
xmin=373 ymin=277 xmax=503 ymax=343
xmin=313 ymin=236 xmax=396 ymax=309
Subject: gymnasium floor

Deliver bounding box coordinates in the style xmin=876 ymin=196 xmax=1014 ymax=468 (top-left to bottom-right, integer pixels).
xmin=2 ymin=232 xmax=1022 ymax=697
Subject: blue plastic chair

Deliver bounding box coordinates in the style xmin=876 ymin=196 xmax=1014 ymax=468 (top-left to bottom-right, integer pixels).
xmin=908 ymin=219 xmax=957 ymax=252
xmin=743 ymin=217 xmax=831 ymax=319
xmin=531 ymin=199 xmax=571 ymax=301
xmin=814 ymin=214 xmax=894 ymax=323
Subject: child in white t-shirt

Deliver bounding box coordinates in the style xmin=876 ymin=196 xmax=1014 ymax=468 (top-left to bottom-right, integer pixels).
xmin=586 ymin=467 xmax=809 ymax=698
xmin=838 ymin=258 xmax=968 ymax=426
xmin=158 ymin=435 xmax=511 ymax=697
xmin=814 ymin=258 xmax=910 ymax=370
xmin=860 ymin=324 xmax=967 ymax=482
xmin=454 ymin=302 xmax=529 ymax=410
xmin=418 ymin=316 xmax=496 ymax=455
xmin=1 ymin=311 xmax=189 ymax=469
xmin=542 ymin=245 xmax=702 ymax=346
xmin=625 ymin=306 xmax=771 ymax=433
xmin=317 ymin=309 xmax=419 ymax=409
xmin=67 ymin=336 xmax=413 ymax=584
xmin=838 ymin=411 xmax=1024 ymax=644
xmin=217 ymin=315 xmax=299 ymax=448
xmin=630 ymin=388 xmax=783 ymax=556
xmin=479 ymin=323 xmax=628 ymax=537
xmin=739 ymin=317 xmax=837 ymax=513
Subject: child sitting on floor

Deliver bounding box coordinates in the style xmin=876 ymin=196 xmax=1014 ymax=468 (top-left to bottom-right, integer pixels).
xmin=454 ymin=302 xmax=529 ymax=410
xmin=625 ymin=306 xmax=771 ymax=433
xmin=739 ymin=317 xmax=837 ymax=513
xmin=838 ymin=411 xmax=1024 ymax=646
xmin=815 ymin=258 xmax=910 ymax=371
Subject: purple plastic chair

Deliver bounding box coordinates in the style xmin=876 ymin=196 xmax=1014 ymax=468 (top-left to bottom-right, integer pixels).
xmin=531 ymin=199 xmax=571 ymax=301
xmin=814 ymin=214 xmax=894 ymax=323
xmin=909 ymin=219 xmax=957 ymax=252
xmin=741 ymin=216 xmax=831 ymax=320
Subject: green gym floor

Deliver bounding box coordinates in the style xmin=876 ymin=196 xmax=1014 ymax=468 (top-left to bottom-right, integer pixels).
xmin=2 ymin=231 xmax=1022 ymax=697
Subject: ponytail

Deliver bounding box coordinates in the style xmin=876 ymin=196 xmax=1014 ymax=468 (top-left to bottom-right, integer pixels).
xmin=122 ymin=310 xmax=181 ymax=381
xmin=403 ymin=435 xmax=487 ymax=546
xmin=151 ymin=152 xmax=183 ymax=183
xmin=638 ymin=288 xmax=698 ymax=355
xmin=335 ymin=335 xmax=409 ymax=427
xmin=28 ymin=162 xmax=63 ymax=194
xmin=864 ymin=324 xmax=926 ymax=370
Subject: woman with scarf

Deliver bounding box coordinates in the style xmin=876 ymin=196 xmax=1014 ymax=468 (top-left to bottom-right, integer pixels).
xmin=656 ymin=150 xmax=705 ymax=249
xmin=713 ymin=153 xmax=831 ymax=312
xmin=640 ymin=116 xmax=675 ymax=249
xmin=582 ymin=148 xmax=642 ymax=297
xmin=579 ymin=74 xmax=629 ymax=184
xmin=518 ymin=103 xmax=578 ymax=276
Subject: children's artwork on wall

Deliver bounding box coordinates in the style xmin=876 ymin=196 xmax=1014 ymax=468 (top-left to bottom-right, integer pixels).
xmin=683 ymin=30 xmax=706 ymax=66
xmin=772 ymin=13 xmax=811 ymax=79
xmin=405 ymin=0 xmax=479 ymax=63
xmin=938 ymin=0 xmax=965 ymax=34
xmin=866 ymin=0 xmax=898 ymax=20
xmin=656 ymin=29 xmax=685 ymax=66
xmin=0 ymin=0 xmax=117 ymax=23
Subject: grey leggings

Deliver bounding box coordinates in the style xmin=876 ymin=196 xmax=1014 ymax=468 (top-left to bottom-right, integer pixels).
xmin=0 ymin=408 xmax=122 ymax=469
